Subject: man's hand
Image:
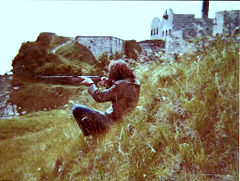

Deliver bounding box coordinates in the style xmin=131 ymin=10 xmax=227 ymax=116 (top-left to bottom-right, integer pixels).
xmin=81 ymin=77 xmax=94 ymax=86
xmin=71 ymin=77 xmax=94 ymax=86
xmin=99 ymin=77 xmax=110 ymax=87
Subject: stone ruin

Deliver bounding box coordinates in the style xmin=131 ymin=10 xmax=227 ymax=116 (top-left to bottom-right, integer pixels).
xmin=150 ymin=8 xmax=213 ymax=42
xmin=149 ymin=0 xmax=239 ymax=54
xmin=76 ymin=36 xmax=124 ymax=58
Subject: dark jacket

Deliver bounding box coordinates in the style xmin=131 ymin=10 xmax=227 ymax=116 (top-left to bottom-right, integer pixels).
xmin=88 ymin=78 xmax=140 ymax=120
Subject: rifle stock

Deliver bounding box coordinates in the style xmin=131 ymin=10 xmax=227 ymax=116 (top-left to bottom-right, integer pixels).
xmin=36 ymin=75 xmax=102 ymax=85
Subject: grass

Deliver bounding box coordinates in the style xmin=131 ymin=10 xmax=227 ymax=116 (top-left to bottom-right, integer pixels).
xmin=0 ymin=110 xmax=83 ymax=180
xmin=55 ymin=41 xmax=96 ymax=65
xmin=0 ymin=36 xmax=239 ymax=180
xmin=48 ymin=35 xmax=71 ymax=51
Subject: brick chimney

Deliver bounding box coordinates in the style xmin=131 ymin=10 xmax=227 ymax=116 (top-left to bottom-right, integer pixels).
xmin=202 ymin=0 xmax=209 ymax=18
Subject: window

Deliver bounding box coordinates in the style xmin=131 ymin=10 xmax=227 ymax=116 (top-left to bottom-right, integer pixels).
xmin=154 ymin=29 xmax=156 ymax=35
xmin=166 ymin=30 xmax=168 ymax=36
xmin=169 ymin=29 xmax=171 ymax=35
xmin=157 ymin=28 xmax=158 ymax=35
xmin=162 ymin=31 xmax=164 ymax=37
xmin=151 ymin=30 xmax=153 ymax=36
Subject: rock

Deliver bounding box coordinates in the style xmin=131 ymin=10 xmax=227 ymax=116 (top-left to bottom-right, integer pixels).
xmin=68 ymin=100 xmax=74 ymax=104
xmin=142 ymin=48 xmax=152 ymax=56
xmin=232 ymin=26 xmax=240 ymax=36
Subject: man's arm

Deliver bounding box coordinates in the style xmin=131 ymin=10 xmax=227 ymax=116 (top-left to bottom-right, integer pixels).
xmin=72 ymin=76 xmax=109 ymax=86
xmin=72 ymin=77 xmax=94 ymax=86
xmin=88 ymin=83 xmax=121 ymax=103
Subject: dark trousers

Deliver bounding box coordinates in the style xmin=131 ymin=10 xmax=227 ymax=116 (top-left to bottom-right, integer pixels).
xmin=72 ymin=104 xmax=112 ymax=136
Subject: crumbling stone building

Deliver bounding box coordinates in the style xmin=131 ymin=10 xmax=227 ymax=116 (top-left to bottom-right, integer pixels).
xmin=150 ymin=6 xmax=214 ymax=54
xmin=150 ymin=0 xmax=239 ymax=54
xmin=150 ymin=7 xmax=214 ymax=41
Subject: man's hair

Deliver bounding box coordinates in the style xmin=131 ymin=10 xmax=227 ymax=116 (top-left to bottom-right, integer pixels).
xmin=108 ymin=59 xmax=135 ymax=81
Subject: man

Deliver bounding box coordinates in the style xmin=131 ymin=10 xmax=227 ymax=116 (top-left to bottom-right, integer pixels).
xmin=72 ymin=59 xmax=140 ymax=137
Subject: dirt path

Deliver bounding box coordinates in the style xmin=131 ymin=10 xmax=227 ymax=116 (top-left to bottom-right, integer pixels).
xmin=51 ymin=38 xmax=74 ymax=54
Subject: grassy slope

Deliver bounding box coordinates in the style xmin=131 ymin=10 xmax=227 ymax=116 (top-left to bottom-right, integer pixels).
xmin=0 ymin=110 xmax=82 ymax=180
xmin=0 ymin=37 xmax=239 ymax=180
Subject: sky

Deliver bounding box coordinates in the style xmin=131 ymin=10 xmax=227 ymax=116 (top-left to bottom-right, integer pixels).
xmin=0 ymin=1 xmax=239 ymax=75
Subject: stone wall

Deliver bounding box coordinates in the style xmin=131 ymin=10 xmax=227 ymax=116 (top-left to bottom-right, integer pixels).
xmin=172 ymin=30 xmax=183 ymax=40
xmin=139 ymin=40 xmax=165 ymax=54
xmin=151 ymin=17 xmax=161 ymax=40
xmin=194 ymin=18 xmax=213 ymax=37
xmin=213 ymin=10 xmax=240 ymax=36
xmin=76 ymin=36 xmax=124 ymax=58
xmin=166 ymin=36 xmax=197 ymax=54
xmin=172 ymin=14 xmax=195 ymax=31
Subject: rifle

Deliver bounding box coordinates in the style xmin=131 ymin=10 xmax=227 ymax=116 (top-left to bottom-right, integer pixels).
xmin=36 ymin=75 xmax=102 ymax=85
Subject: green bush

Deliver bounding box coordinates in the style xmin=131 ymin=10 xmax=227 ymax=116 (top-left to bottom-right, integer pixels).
xmin=34 ymin=62 xmax=82 ymax=76
xmin=56 ymin=42 xmax=96 ymax=64
xmin=90 ymin=52 xmax=110 ymax=76
xmin=109 ymin=51 xmax=124 ymax=60
xmin=12 ymin=41 xmax=61 ymax=78
xmin=124 ymin=40 xmax=142 ymax=60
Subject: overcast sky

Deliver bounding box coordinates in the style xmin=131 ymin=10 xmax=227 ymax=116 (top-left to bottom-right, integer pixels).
xmin=0 ymin=1 xmax=239 ymax=75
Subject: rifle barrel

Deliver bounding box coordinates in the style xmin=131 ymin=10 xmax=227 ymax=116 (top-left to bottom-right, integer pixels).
xmin=39 ymin=76 xmax=99 ymax=78
xmin=36 ymin=75 xmax=101 ymax=85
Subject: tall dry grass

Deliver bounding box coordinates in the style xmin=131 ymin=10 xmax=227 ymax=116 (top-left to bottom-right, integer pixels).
xmin=62 ymin=37 xmax=238 ymax=180
xmin=0 ymin=36 xmax=238 ymax=180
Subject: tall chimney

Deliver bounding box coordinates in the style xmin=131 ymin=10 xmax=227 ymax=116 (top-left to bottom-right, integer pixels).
xmin=202 ymin=0 xmax=209 ymax=18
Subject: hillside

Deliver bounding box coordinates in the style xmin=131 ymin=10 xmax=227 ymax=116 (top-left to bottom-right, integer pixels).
xmin=12 ymin=33 xmax=97 ymax=81
xmin=0 ymin=34 xmax=239 ymax=180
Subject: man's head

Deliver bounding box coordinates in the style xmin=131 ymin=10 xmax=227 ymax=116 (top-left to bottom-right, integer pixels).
xmin=108 ymin=59 xmax=135 ymax=81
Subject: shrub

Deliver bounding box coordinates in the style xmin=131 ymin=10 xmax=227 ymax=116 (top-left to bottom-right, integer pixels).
xmin=12 ymin=41 xmax=61 ymax=78
xmin=124 ymin=40 xmax=142 ymax=60
xmin=56 ymin=42 xmax=96 ymax=64
xmin=34 ymin=62 xmax=82 ymax=76
xmin=109 ymin=51 xmax=124 ymax=60
xmin=90 ymin=52 xmax=110 ymax=76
